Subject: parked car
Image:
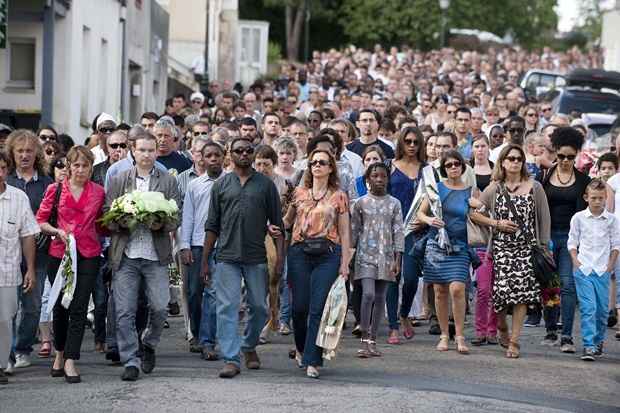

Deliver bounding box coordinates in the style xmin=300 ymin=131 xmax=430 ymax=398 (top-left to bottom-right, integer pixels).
xmin=548 ymin=69 xmax=620 ymax=116
xmin=520 ymin=69 xmax=565 ymax=100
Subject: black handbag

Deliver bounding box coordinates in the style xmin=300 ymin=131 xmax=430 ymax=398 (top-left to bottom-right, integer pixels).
xmin=301 ymin=238 xmax=333 ymax=256
xmin=501 ymin=185 xmax=556 ymax=288
xmin=36 ymin=183 xmax=62 ymax=253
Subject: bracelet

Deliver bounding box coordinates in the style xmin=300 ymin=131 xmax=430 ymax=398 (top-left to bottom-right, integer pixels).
xmin=476 ymin=205 xmax=487 ymax=213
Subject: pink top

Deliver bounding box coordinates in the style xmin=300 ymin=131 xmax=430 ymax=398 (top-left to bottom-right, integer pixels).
xmin=36 ymin=180 xmax=106 ymax=259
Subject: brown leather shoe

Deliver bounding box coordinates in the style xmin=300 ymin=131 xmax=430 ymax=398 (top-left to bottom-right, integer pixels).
xmin=218 ymin=363 xmax=240 ymax=378
xmin=243 ymin=351 xmax=261 ymax=369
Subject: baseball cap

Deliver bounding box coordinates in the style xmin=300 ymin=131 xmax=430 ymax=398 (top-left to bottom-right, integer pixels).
xmin=96 ymin=112 xmax=117 ymax=130
xmin=190 ymin=92 xmax=205 ymax=103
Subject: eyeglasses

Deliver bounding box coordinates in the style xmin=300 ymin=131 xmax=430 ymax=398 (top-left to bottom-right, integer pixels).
xmin=108 ymin=143 xmax=128 ymax=149
xmin=556 ymin=153 xmax=576 ymax=161
xmin=309 ymin=159 xmax=329 ymax=167
xmin=508 ymin=128 xmax=525 ymax=135
xmin=403 ymin=138 xmax=418 ymax=146
xmin=39 ymin=134 xmax=56 ymax=142
xmin=232 ymin=147 xmax=254 ymax=155
xmin=45 ymin=149 xmax=56 ymax=156
xmin=98 ymin=128 xmax=115 ymax=135
xmin=444 ymin=161 xmax=462 ymax=169
xmin=54 ymin=161 xmax=66 ymax=169
xmin=505 ymin=155 xmax=523 ymax=163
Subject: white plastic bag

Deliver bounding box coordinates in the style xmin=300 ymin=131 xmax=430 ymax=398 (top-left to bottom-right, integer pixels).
xmin=47 ymin=234 xmax=78 ymax=312
xmin=316 ymin=277 xmax=348 ymax=360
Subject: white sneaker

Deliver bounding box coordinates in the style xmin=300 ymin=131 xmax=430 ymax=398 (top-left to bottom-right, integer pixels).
xmin=14 ymin=353 xmax=31 ymax=369
xmin=4 ymin=360 xmax=15 ymax=375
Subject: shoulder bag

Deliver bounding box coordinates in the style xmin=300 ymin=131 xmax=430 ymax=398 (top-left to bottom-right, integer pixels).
xmin=467 ymin=187 xmax=492 ymax=248
xmin=36 ymin=183 xmax=63 ymax=253
xmin=500 ymin=184 xmax=556 ymax=288
xmin=300 ymin=188 xmax=335 ymax=256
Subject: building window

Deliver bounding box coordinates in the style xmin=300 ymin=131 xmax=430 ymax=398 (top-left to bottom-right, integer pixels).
xmin=98 ymin=38 xmax=108 ymax=112
xmin=7 ymin=38 xmax=35 ymax=89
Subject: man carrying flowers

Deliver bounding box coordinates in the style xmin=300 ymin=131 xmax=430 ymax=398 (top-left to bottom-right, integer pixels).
xmin=103 ymin=130 xmax=181 ymax=382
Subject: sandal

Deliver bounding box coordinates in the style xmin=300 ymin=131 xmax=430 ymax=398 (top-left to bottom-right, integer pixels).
xmin=387 ymin=330 xmax=400 ymax=345
xmin=401 ymin=317 xmax=415 ymax=340
xmin=506 ymin=341 xmax=520 ymax=358
xmin=498 ymin=327 xmax=510 ymax=349
xmin=357 ymin=339 xmax=371 ymax=359
xmin=455 ymin=336 xmax=469 ymax=354
xmin=615 ymin=330 xmax=620 ymax=341
xmin=38 ymin=341 xmax=52 ymax=358
xmin=368 ymin=340 xmax=382 ymax=357
xmin=436 ymin=335 xmax=449 ymax=351
xmin=295 ymin=351 xmax=305 ymax=368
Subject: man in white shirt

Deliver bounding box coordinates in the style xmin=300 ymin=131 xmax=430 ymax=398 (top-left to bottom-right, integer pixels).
xmin=0 ymin=152 xmax=39 ymax=383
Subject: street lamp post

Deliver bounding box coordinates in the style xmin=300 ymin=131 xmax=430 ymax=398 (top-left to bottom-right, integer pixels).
xmin=439 ymin=0 xmax=450 ymax=48
xmin=201 ymin=0 xmax=209 ymax=93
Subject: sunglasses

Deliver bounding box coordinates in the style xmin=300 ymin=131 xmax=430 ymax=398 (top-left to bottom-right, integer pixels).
xmin=192 ymin=100 xmax=203 ymax=104
xmin=541 ymin=107 xmax=552 ymax=112
xmin=109 ymin=143 xmax=127 ymax=149
xmin=54 ymin=161 xmax=66 ymax=169
xmin=232 ymin=147 xmax=254 ymax=155
xmin=309 ymin=159 xmax=330 ymax=167
xmin=45 ymin=149 xmax=56 ymax=156
xmin=193 ymin=131 xmax=208 ymax=137
xmin=556 ymin=153 xmax=576 ymax=161
xmin=526 ymin=113 xmax=537 ymax=117
xmin=444 ymin=161 xmax=462 ymax=169
xmin=404 ymin=138 xmax=418 ymax=146
xmin=505 ymin=155 xmax=523 ymax=163
xmin=99 ymin=128 xmax=115 ymax=134
xmin=39 ymin=134 xmax=56 ymax=142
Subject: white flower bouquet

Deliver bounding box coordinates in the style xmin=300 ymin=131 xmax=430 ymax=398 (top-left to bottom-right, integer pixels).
xmin=47 ymin=234 xmax=78 ymax=311
xmin=100 ymin=191 xmax=179 ymax=231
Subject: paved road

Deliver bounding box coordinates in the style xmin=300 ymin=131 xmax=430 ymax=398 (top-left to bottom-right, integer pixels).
xmin=2 ymin=316 xmax=619 ymax=413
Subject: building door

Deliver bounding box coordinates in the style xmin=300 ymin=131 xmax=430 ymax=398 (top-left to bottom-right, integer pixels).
xmin=237 ymin=21 xmax=269 ymax=86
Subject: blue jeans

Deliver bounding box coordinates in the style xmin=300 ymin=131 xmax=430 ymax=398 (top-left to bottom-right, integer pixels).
xmin=198 ymin=250 xmax=217 ymax=349
xmin=184 ymin=246 xmax=206 ymax=340
xmin=547 ymin=231 xmax=576 ymax=338
xmin=386 ymin=234 xmax=420 ymax=330
xmin=279 ymin=260 xmax=291 ymax=325
xmin=113 ymin=256 xmax=170 ymax=369
xmin=213 ymin=261 xmax=268 ymax=367
xmin=574 ymin=270 xmax=610 ymax=349
xmin=13 ymin=252 xmax=47 ymax=355
xmin=288 ymin=243 xmax=341 ymax=367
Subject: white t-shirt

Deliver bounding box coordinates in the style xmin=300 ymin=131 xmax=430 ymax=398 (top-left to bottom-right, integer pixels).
xmin=606 ymin=173 xmax=620 ymax=219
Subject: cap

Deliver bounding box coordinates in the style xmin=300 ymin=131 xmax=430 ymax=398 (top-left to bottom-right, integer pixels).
xmin=96 ymin=112 xmax=116 ymax=130
xmin=190 ymin=92 xmax=205 ymax=103
xmin=0 ymin=123 xmax=13 ymax=134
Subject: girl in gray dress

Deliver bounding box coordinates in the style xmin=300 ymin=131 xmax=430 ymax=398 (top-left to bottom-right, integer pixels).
xmin=351 ymin=163 xmax=405 ymax=358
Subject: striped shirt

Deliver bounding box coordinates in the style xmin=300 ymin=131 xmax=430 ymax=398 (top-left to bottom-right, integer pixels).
xmin=0 ymin=185 xmax=40 ymax=287
xmin=176 ymin=166 xmax=200 ymax=201
xmin=124 ymin=173 xmax=158 ymax=261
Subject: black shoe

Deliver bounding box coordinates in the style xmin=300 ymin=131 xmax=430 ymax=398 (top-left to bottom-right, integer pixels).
xmin=121 ymin=366 xmax=139 ymax=381
xmin=428 ymin=323 xmax=441 ymax=335
xmin=106 ymin=350 xmax=121 ymax=365
xmin=594 ymin=342 xmax=604 ymax=357
xmin=168 ymin=302 xmax=180 ymax=316
xmin=64 ymin=373 xmax=81 ymax=384
xmin=189 ymin=338 xmax=202 ymax=353
xmin=50 ymin=367 xmax=65 ymax=378
xmin=580 ymin=348 xmax=595 ymax=361
xmin=0 ymin=369 xmax=8 ymax=385
xmin=608 ymin=310 xmax=618 ymax=328
xmin=471 ymin=336 xmax=487 ymax=346
xmin=351 ymin=325 xmax=362 ymax=338
xmin=524 ymin=315 xmax=541 ymax=327
xmin=141 ymin=345 xmax=156 ymax=374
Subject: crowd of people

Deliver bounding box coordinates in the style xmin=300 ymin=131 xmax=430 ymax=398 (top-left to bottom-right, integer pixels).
xmin=1 ymin=44 xmax=620 ymax=385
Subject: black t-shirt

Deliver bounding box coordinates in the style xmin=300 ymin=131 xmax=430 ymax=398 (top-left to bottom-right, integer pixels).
xmin=346 ymin=138 xmax=395 ymax=159
xmin=157 ymin=151 xmax=192 ymax=175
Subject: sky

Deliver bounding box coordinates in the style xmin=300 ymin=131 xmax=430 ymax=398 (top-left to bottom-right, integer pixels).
xmin=556 ymin=0 xmax=615 ymax=32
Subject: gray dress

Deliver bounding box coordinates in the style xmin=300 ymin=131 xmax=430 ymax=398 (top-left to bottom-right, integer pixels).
xmin=351 ymin=194 xmax=405 ymax=281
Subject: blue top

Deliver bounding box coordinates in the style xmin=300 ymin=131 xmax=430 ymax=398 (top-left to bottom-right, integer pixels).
xmin=389 ymin=164 xmax=423 ymax=218
xmin=428 ymin=182 xmax=470 ymax=247
xmin=355 ymin=176 xmax=368 ymax=198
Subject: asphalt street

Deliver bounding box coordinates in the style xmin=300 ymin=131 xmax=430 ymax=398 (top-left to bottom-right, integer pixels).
xmin=2 ymin=315 xmax=619 ymax=413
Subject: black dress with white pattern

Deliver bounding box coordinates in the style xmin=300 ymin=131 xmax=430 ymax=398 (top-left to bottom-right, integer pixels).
xmin=492 ymin=191 xmax=540 ymax=313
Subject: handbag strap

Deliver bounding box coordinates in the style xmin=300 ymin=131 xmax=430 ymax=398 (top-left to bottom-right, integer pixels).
xmin=500 ymin=184 xmax=536 ymax=246
xmin=48 ymin=183 xmax=62 ymax=227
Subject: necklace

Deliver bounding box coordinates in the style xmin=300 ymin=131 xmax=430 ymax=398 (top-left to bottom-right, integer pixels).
xmin=556 ymin=168 xmax=574 ymax=186
xmin=311 ymin=186 xmax=328 ymax=202
xmin=505 ymin=180 xmax=521 ymax=193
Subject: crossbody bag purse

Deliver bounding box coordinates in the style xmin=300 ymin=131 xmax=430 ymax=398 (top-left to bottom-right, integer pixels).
xmin=36 ymin=183 xmax=63 ymax=252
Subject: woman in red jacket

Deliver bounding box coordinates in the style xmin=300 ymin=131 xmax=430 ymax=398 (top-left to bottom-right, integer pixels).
xmin=37 ymin=146 xmax=105 ymax=383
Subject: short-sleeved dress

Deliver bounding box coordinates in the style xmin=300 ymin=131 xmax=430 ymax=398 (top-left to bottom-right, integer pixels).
xmin=351 ymin=194 xmax=405 ymax=282
xmin=492 ymin=191 xmax=540 ymax=312
xmin=423 ymin=182 xmax=471 ymax=284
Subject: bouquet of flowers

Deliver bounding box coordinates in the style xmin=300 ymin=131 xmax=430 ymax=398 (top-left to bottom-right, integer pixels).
xmin=47 ymin=234 xmax=78 ymax=312
xmin=100 ymin=191 xmax=179 ymax=231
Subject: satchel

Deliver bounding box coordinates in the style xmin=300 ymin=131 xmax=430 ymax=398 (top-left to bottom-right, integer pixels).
xmin=501 ymin=185 xmax=556 ymax=288
xmin=301 ymin=237 xmax=333 ymax=256
xmin=36 ymin=183 xmax=63 ymax=253
xmin=467 ymin=187 xmax=491 ymax=248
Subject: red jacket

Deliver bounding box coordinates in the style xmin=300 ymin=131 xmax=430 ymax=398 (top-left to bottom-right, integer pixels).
xmin=36 ymin=180 xmax=105 ymax=259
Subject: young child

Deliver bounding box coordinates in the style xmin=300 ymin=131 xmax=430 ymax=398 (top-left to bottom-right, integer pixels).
xmin=596 ymin=152 xmax=618 ymax=182
xmin=351 ymin=162 xmax=404 ymax=357
xmin=567 ymin=179 xmax=620 ymax=361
